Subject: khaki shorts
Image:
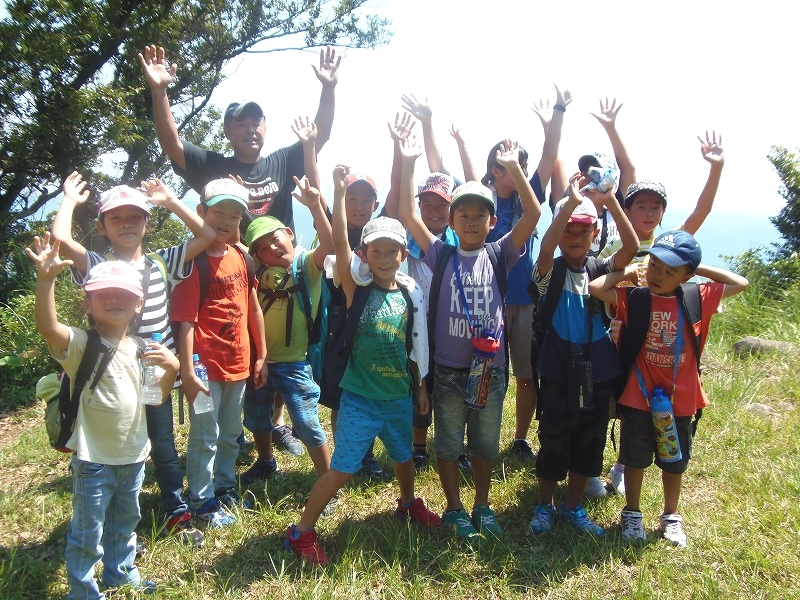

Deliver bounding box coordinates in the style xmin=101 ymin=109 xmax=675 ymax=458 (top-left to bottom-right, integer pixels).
xmin=504 ymin=303 xmax=534 ymax=380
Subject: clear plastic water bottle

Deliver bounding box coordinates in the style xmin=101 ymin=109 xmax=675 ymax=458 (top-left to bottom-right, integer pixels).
xmin=650 ymin=386 xmax=682 ymax=463
xmin=140 ymin=332 xmax=164 ymax=405
xmin=192 ymin=354 xmax=214 ymax=415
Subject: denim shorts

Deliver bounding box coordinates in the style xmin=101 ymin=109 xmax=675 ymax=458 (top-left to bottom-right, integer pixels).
xmin=330 ymin=389 xmax=413 ymax=473
xmin=505 ymin=303 xmax=535 ymax=380
xmin=618 ymin=405 xmax=694 ymax=474
xmin=432 ymin=365 xmax=506 ymax=461
xmin=243 ymin=361 xmax=326 ymax=448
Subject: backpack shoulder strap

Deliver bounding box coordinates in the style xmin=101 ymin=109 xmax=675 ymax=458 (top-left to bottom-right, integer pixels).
xmin=613 ymin=286 xmax=652 ymax=398
xmin=544 ymin=257 xmax=569 ymax=326
xmin=195 ymin=251 xmax=210 ymax=310
xmin=398 ymin=285 xmax=415 ymax=358
xmin=232 ymin=244 xmax=256 ymax=289
xmin=484 ymin=241 xmax=507 ymax=299
xmin=677 ymin=282 xmax=703 ymax=371
xmin=342 ymin=284 xmax=373 ymax=359
xmin=427 ymin=243 xmax=458 ymax=383
xmin=292 ymin=253 xmax=315 ymax=336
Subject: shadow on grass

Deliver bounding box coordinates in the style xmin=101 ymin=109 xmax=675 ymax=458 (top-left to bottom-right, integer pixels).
xmin=0 ymin=519 xmax=70 ymax=599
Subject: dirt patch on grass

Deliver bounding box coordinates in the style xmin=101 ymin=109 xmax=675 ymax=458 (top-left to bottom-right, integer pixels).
xmin=0 ymin=410 xmax=40 ymax=451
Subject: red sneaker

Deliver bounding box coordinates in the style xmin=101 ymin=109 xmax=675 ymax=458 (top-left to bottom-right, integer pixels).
xmin=395 ymin=497 xmax=443 ymax=527
xmin=284 ymin=525 xmax=329 ymax=566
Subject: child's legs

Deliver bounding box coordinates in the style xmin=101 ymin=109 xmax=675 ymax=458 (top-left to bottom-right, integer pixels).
xmin=465 ymin=368 xmax=505 ymax=506
xmin=377 ymin=396 xmax=414 ymax=501
xmin=214 ymin=379 xmax=247 ymax=492
xmin=534 ymin=378 xmax=571 ymax=503
xmin=145 ymin=394 xmax=187 ymax=519
xmin=432 ymin=366 xmax=470 ymax=511
xmin=296 ymin=468 xmax=353 ymax=531
xmin=657 ymin=415 xmax=694 ymax=514
xmin=506 ymin=303 xmax=538 ymax=439
xmin=271 ymin=362 xmax=327 ymax=452
xmin=394 ymin=459 xmax=415 ymax=503
xmin=186 ymin=385 xmax=220 ymax=505
xmin=412 ymin=383 xmax=432 ymax=449
xmin=100 ymin=462 xmax=145 ymax=589
xmin=663 ymin=472 xmax=683 ymax=515
xmin=329 ymin=390 xmax=383 ymax=474
xmin=243 ymin=380 xmax=276 ymax=462
xmin=65 ymin=456 xmax=114 ymax=600
xmin=618 ymin=406 xmax=657 ymax=511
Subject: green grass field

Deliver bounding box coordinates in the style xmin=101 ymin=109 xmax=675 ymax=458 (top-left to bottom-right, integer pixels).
xmin=1 ymin=293 xmax=799 ymax=599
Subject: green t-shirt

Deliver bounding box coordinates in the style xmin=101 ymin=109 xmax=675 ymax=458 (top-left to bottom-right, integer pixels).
xmin=340 ymin=285 xmax=411 ymax=401
xmin=258 ymin=250 xmax=322 ymax=364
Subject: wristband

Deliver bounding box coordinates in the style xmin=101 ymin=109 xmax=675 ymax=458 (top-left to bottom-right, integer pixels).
xmin=553 ymin=104 xmax=566 ymax=113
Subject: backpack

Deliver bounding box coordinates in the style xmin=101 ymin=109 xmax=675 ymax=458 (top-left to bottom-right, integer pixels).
xmin=255 ymin=253 xmax=329 ymax=383
xmin=321 ymin=283 xmax=414 ymax=403
xmin=613 ymin=283 xmax=703 ymax=400
xmin=427 ymin=242 xmax=508 ymax=390
xmin=45 ymin=329 xmax=145 ymax=452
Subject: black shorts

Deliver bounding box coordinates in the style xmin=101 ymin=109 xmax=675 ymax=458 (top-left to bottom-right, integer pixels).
xmin=618 ymin=405 xmax=694 ymax=475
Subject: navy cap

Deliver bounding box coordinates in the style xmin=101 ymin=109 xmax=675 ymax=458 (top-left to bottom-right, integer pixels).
xmin=645 ymin=230 xmax=702 ymax=271
xmin=624 ymin=180 xmax=668 ymax=209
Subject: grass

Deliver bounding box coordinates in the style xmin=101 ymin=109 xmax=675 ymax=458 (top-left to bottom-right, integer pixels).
xmin=2 ymin=325 xmax=800 ymax=598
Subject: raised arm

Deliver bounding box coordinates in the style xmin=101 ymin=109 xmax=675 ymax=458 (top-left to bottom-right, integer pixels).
xmin=449 ymin=124 xmax=478 ymax=182
xmin=680 ymin=131 xmax=725 ymax=235
xmin=26 ymin=234 xmax=73 ymax=352
xmin=332 ymin=165 xmax=357 ymax=303
xmin=694 ymin=263 xmax=748 ymax=298
xmin=497 ymin=141 xmax=543 ymax=249
xmin=397 ymin=137 xmax=436 ymax=254
xmin=311 ymin=46 xmax=341 ymax=151
xmin=140 ymin=178 xmax=214 ymax=261
xmin=401 ymin=94 xmax=447 ymax=175
xmin=51 ymin=171 xmax=91 ymax=274
xmin=588 ymin=265 xmax=639 ymax=304
xmin=138 ymin=45 xmax=185 ymax=170
xmin=537 ymin=174 xmax=582 ymax=275
xmin=293 ymin=176 xmax=333 ymax=269
xmin=590 ymin=98 xmax=636 ymax=195
xmin=531 ymin=84 xmax=571 ymax=191
xmin=384 ymin=112 xmax=417 ymax=219
xmin=604 ymin=182 xmax=639 ymax=270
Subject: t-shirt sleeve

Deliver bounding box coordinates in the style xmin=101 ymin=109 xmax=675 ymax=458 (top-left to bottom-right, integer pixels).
xmin=529 ymin=171 xmax=545 ymax=204
xmin=157 ymin=243 xmax=192 ymax=284
xmin=70 ymin=251 xmax=103 ymax=285
xmin=532 ymin=263 xmax=553 ymax=298
xmin=421 ymin=237 xmax=444 ymax=271
xmin=174 ymin=141 xmax=224 ymax=194
xmin=499 ymin=231 xmax=523 ymax=272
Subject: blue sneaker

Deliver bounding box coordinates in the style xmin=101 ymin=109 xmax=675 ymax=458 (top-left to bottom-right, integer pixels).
xmin=215 ymin=488 xmax=252 ymax=509
xmin=471 ymin=505 xmax=502 ymax=537
xmin=194 ymin=497 xmax=236 ymax=527
xmin=559 ymin=504 xmax=605 ymax=536
xmin=529 ymin=503 xmax=556 ymax=535
xmin=442 ymin=508 xmax=479 ymax=539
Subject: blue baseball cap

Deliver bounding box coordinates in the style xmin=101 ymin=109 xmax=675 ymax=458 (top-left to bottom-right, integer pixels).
xmin=645 ymin=230 xmax=702 ymax=271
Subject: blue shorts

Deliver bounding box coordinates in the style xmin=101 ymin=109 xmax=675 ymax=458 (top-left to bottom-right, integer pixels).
xmin=432 ymin=365 xmax=506 ymax=461
xmin=243 ymin=361 xmax=326 ymax=448
xmin=330 ymin=390 xmax=413 ymax=474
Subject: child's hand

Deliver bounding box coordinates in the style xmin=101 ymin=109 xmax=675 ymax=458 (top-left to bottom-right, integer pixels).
xmin=332 ymin=164 xmax=350 ymax=192
xmin=399 ymin=135 xmax=423 ymax=161
xmin=400 ymin=93 xmax=432 ymax=124
xmin=623 ymin=263 xmax=641 ymax=286
xmin=449 ymin=124 xmax=466 ymax=145
xmin=312 ymin=46 xmax=341 ymax=88
xmin=291 ymin=116 xmax=318 ymax=145
xmin=699 ymin=130 xmax=724 ymax=167
xmin=387 ymin=111 xmax=416 ymax=142
xmin=137 ymin=45 xmax=177 ymax=90
xmin=292 ymin=176 xmax=322 ymax=209
xmin=25 ymin=233 xmax=74 ymax=278
xmin=566 ymin=172 xmax=588 ymax=206
xmin=140 ymin=178 xmax=176 ymax=207
xmin=531 ymin=84 xmax=572 ymax=131
xmin=63 ymin=171 xmax=90 ymax=204
xmin=142 ymin=342 xmax=178 ymax=372
xmin=494 ymin=139 xmax=520 ymax=169
xmin=590 ymin=97 xmax=623 ymax=128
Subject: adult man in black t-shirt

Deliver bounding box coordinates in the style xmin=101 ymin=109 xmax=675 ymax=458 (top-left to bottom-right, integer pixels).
xmin=139 ymin=44 xmax=341 ymax=237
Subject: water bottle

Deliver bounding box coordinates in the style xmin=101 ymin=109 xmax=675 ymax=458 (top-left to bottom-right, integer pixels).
xmin=140 ymin=332 xmax=164 ymax=405
xmin=650 ymin=386 xmax=682 ymax=463
xmin=465 ymin=330 xmax=501 ymax=409
xmin=192 ymin=354 xmax=214 ymax=415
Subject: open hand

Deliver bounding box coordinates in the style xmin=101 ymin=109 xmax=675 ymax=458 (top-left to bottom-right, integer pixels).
xmin=590 ymin=97 xmax=623 ymax=127
xmin=495 ymin=139 xmax=520 ymax=169
xmin=138 ymin=45 xmax=177 ymax=90
xmin=387 ymin=111 xmax=416 ymax=142
xmin=291 ymin=116 xmax=318 ymax=145
xmin=698 ymin=131 xmax=724 ymax=166
xmin=313 ymin=46 xmax=341 ymax=88
xmin=399 ymin=135 xmax=423 ymax=161
xmin=140 ymin=178 xmax=175 ymax=206
xmin=400 ymin=93 xmax=432 ymax=124
xmin=63 ymin=171 xmax=90 ymax=204
xmin=26 ymin=233 xmax=74 ymax=278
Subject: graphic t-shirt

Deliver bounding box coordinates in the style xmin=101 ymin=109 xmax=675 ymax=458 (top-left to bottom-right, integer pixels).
xmin=423 ymin=234 xmax=521 ymax=369
xmin=615 ymin=282 xmax=724 ymax=416
xmin=170 ymin=247 xmax=252 ymax=381
xmin=257 ymin=250 xmax=322 ymax=364
xmin=53 ymin=328 xmax=149 ymax=464
xmin=176 ymin=140 xmax=305 ymax=233
xmin=340 ymin=286 xmax=411 ymax=400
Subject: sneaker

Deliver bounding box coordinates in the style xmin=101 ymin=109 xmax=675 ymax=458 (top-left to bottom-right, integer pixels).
xmin=528 ymin=503 xmax=556 ymax=535
xmin=471 ymin=505 xmax=502 ymax=537
xmin=457 ymin=453 xmax=472 ymax=471
xmin=164 ymin=513 xmax=204 ymax=548
xmin=239 ymin=457 xmax=280 ymax=486
xmin=135 ymin=541 xmax=146 ymax=558
xmin=413 ymin=449 xmax=430 ymax=471
xmin=660 ymin=513 xmax=687 ymax=547
xmin=442 ymin=508 xmax=480 ymax=539
xmin=194 ymin=497 xmax=236 ymax=528
xmin=609 ymin=463 xmax=626 ymax=495
xmin=508 ymin=439 xmax=536 ymax=461
xmin=133 ymin=580 xmax=157 ymax=595
xmin=215 ymin=488 xmax=252 ymax=510
xmin=584 ymin=476 xmax=608 ymax=498
xmin=321 ymin=491 xmax=340 ymax=517
xmin=396 ymin=497 xmax=442 ymax=527
xmin=559 ymin=504 xmax=605 ymax=536
xmin=359 ymin=455 xmax=389 ymax=481
xmin=620 ymin=509 xmax=646 ymax=541
xmin=284 ymin=525 xmax=328 ymax=566
xmin=273 ymin=424 xmax=305 ymax=456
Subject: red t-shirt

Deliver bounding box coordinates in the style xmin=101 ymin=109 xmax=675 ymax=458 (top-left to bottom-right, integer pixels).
xmin=171 ymin=248 xmax=252 ymax=381
xmin=615 ymin=282 xmax=724 ymax=417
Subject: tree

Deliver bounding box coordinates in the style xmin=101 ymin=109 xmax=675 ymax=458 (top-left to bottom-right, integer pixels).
xmin=0 ymin=0 xmax=391 ymax=234
xmin=768 ymin=145 xmax=800 ymax=258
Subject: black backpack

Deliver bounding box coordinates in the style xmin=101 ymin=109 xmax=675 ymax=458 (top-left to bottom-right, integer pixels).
xmin=321 ymin=283 xmax=415 ymax=403
xmin=46 ymin=329 xmax=145 ymax=452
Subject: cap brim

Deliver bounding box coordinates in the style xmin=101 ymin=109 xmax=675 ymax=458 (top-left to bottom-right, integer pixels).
xmin=568 ymin=215 xmax=598 ymax=225
xmin=84 ymin=281 xmax=143 ymax=298
xmin=205 ymin=195 xmax=248 ymax=209
xmin=361 ymin=232 xmax=407 ymax=247
xmin=645 ymin=247 xmax=689 ymax=268
xmin=450 ymin=195 xmax=495 ymax=213
xmin=416 ymin=190 xmax=452 ymax=202
xmin=98 ymin=199 xmax=151 ymax=215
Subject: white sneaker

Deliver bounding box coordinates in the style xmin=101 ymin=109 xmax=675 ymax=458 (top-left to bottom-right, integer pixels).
xmin=584 ymin=476 xmax=608 ymax=498
xmin=660 ymin=513 xmax=687 ymax=547
xmin=620 ymin=509 xmax=646 ymax=541
xmin=609 ymin=463 xmax=625 ymax=495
